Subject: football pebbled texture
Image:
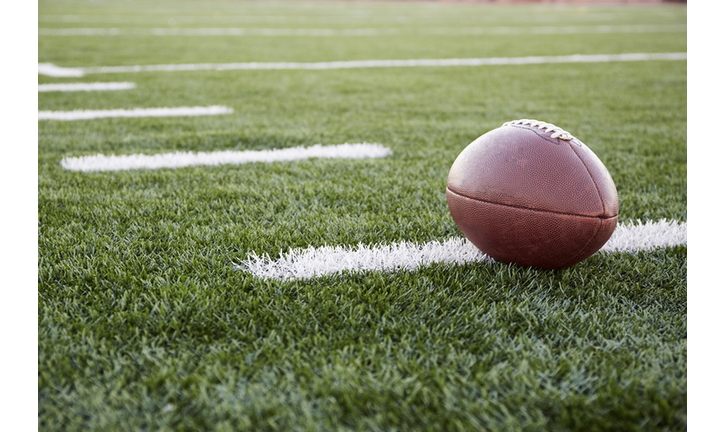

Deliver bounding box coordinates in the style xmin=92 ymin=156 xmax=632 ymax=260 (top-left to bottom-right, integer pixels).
xmin=446 ymin=119 xmax=619 ymax=269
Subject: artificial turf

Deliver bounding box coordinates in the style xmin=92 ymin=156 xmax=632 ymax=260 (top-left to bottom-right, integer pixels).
xmin=38 ymin=1 xmax=686 ymax=430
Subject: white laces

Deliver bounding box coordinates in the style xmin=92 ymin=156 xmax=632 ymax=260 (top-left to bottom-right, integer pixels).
xmin=502 ymin=119 xmax=574 ymax=141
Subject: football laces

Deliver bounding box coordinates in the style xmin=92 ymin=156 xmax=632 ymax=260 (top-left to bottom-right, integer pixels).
xmin=503 ymin=119 xmax=574 ymax=141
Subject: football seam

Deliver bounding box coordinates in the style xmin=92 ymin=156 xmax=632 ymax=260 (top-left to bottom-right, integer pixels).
xmin=566 ymin=141 xmax=609 ymax=216
xmin=446 ymin=187 xmax=617 ymax=220
xmin=509 ymin=124 xmax=559 ymax=145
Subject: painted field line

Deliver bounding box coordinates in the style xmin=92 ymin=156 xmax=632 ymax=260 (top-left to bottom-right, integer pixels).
xmin=60 ymin=143 xmax=392 ymax=172
xmin=239 ymin=219 xmax=687 ymax=280
xmin=38 ymin=63 xmax=84 ymax=77
xmin=38 ymin=53 xmax=687 ymax=77
xmin=453 ymin=24 xmax=686 ymax=35
xmin=38 ymin=24 xmax=685 ymax=37
xmin=39 ymin=105 xmax=233 ymax=121
xmin=38 ymin=82 xmax=135 ymax=92
xmin=38 ymin=13 xmax=621 ymax=24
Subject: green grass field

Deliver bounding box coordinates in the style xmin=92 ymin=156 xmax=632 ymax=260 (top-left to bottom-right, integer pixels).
xmin=38 ymin=1 xmax=686 ymax=430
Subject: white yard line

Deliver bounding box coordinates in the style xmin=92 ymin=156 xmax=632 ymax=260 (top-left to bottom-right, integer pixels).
xmin=38 ymin=63 xmax=85 ymax=77
xmin=38 ymin=24 xmax=685 ymax=37
xmin=454 ymin=24 xmax=686 ymax=35
xmin=38 ymin=13 xmax=622 ymax=24
xmin=239 ymin=219 xmax=687 ymax=280
xmin=39 ymin=105 xmax=233 ymax=121
xmin=59 ymin=143 xmax=392 ymax=172
xmin=38 ymin=82 xmax=136 ymax=92
xmin=39 ymin=53 xmax=687 ymax=77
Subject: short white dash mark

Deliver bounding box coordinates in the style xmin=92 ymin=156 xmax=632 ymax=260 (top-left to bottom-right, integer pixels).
xmin=39 ymin=105 xmax=233 ymax=121
xmin=60 ymin=143 xmax=393 ymax=172
xmin=38 ymin=82 xmax=136 ymax=92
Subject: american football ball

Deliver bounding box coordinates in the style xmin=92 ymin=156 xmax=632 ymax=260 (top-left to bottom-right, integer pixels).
xmin=446 ymin=119 xmax=618 ymax=269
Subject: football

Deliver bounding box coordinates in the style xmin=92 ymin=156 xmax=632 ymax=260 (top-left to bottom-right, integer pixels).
xmin=446 ymin=119 xmax=619 ymax=269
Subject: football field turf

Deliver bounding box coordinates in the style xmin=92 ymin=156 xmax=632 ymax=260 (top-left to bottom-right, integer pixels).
xmin=38 ymin=0 xmax=686 ymax=430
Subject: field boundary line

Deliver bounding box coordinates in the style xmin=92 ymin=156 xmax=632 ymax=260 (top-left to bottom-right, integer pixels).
xmin=60 ymin=143 xmax=393 ymax=171
xmin=39 ymin=105 xmax=233 ymax=121
xmin=34 ymin=13 xmax=635 ymax=24
xmin=38 ymin=53 xmax=687 ymax=76
xmin=38 ymin=82 xmax=136 ymax=92
xmin=239 ymin=219 xmax=687 ymax=280
xmin=38 ymin=24 xmax=686 ymax=37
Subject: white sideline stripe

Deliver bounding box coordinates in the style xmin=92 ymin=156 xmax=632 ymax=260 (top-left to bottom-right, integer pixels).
xmin=38 ymin=82 xmax=136 ymax=92
xmin=37 ymin=13 xmax=622 ymax=24
xmin=38 ymin=105 xmax=233 ymax=121
xmin=40 ymin=53 xmax=686 ymax=76
xmin=239 ymin=219 xmax=687 ymax=280
xmin=59 ymin=143 xmax=392 ymax=172
xmin=38 ymin=62 xmax=84 ymax=77
xmin=38 ymin=24 xmax=686 ymax=37
xmin=451 ymin=24 xmax=686 ymax=35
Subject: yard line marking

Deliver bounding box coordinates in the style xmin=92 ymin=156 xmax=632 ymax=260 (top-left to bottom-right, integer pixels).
xmin=39 ymin=53 xmax=686 ymax=76
xmin=457 ymin=24 xmax=686 ymax=35
xmin=38 ymin=24 xmax=685 ymax=37
xmin=38 ymin=27 xmax=393 ymax=36
xmin=59 ymin=143 xmax=392 ymax=172
xmin=38 ymin=13 xmax=622 ymax=24
xmin=38 ymin=82 xmax=136 ymax=92
xmin=39 ymin=105 xmax=233 ymax=121
xmin=38 ymin=62 xmax=84 ymax=77
xmin=239 ymin=219 xmax=687 ymax=280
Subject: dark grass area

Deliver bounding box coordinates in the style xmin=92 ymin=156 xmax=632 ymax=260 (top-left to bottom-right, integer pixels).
xmin=39 ymin=249 xmax=686 ymax=431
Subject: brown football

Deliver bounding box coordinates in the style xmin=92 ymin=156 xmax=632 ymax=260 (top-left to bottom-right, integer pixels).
xmin=446 ymin=119 xmax=619 ymax=269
